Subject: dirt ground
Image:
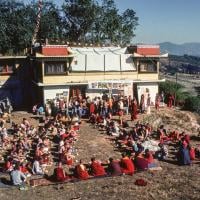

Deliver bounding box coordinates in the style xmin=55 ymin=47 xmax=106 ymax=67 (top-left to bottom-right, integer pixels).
xmin=0 ymin=108 xmax=200 ymax=200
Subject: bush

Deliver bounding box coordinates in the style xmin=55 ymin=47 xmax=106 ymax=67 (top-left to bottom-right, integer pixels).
xmin=184 ymin=96 xmax=200 ymax=113
xmin=159 ymin=81 xmax=186 ymax=105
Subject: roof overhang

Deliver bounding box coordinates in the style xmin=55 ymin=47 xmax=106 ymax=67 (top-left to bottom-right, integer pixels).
xmin=133 ymin=53 xmax=168 ymax=58
xmin=34 ymin=52 xmax=74 ymax=58
xmin=32 ymin=79 xmax=165 ymax=87
xmin=0 ymin=56 xmax=27 ymax=60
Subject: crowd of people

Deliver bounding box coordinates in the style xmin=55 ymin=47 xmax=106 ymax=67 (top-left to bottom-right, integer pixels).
xmin=0 ymin=92 xmax=199 ymax=190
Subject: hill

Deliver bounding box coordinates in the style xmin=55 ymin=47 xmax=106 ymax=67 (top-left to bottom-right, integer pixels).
xmin=1 ymin=109 xmax=200 ymax=200
xmin=159 ymin=42 xmax=200 ymax=56
xmin=160 ymin=54 xmax=200 ymax=75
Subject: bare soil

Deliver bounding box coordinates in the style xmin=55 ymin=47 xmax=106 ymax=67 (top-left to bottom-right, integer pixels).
xmin=0 ymin=108 xmax=200 ymax=200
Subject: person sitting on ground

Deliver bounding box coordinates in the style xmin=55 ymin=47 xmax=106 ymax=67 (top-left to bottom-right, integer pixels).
xmin=75 ymin=160 xmax=89 ymax=180
xmin=4 ymin=157 xmax=14 ymax=172
xmin=156 ymin=143 xmax=168 ymax=161
xmin=107 ymin=157 xmax=122 ymax=176
xmin=10 ymin=163 xmax=27 ymax=187
xmin=144 ymin=149 xmax=159 ymax=169
xmin=90 ymin=157 xmax=106 ymax=177
xmin=134 ymin=149 xmax=149 ymax=171
xmin=54 ymin=162 xmax=69 ymax=182
xmin=177 ymin=141 xmax=191 ymax=166
xmin=32 ymin=158 xmax=45 ymax=175
xmin=120 ymin=153 xmax=135 ymax=175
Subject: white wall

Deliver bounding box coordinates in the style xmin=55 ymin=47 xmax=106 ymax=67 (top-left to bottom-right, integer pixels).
xmin=137 ymin=83 xmax=158 ymax=106
xmin=43 ymin=86 xmax=69 ymax=103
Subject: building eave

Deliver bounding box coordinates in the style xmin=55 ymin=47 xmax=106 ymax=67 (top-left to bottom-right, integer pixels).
xmin=32 ymin=79 xmax=165 ymax=87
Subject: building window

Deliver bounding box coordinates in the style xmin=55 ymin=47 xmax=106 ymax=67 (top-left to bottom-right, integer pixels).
xmin=138 ymin=61 xmax=157 ymax=73
xmin=45 ymin=62 xmax=66 ymax=75
xmin=0 ymin=64 xmax=14 ymax=74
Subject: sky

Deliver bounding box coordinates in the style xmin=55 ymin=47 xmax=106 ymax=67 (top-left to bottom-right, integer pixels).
xmin=24 ymin=0 xmax=200 ymax=44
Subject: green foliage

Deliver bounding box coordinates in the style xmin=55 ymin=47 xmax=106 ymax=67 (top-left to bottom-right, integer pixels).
xmin=0 ymin=0 xmax=139 ymax=55
xmin=159 ymin=81 xmax=200 ymax=112
xmin=38 ymin=1 xmax=63 ymax=42
xmin=0 ymin=0 xmax=34 ymax=54
xmin=184 ymin=96 xmax=200 ymax=112
xmin=159 ymin=81 xmax=186 ymax=104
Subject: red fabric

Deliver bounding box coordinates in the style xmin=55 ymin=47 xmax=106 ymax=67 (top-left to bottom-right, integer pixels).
xmin=55 ymin=167 xmax=69 ymax=182
xmin=131 ymin=103 xmax=138 ymax=120
xmin=61 ymin=133 xmax=69 ymax=140
xmin=146 ymin=152 xmax=154 ymax=164
xmin=121 ymin=157 xmax=135 ymax=175
xmin=90 ymin=103 xmax=95 ymax=114
xmin=20 ymin=166 xmax=28 ymax=173
xmin=167 ymin=95 xmax=174 ymax=108
xmin=91 ymin=161 xmax=106 ymax=176
xmin=76 ymin=165 xmax=89 ymax=180
xmin=184 ymin=135 xmax=190 ymax=144
xmin=5 ymin=161 xmax=12 ymax=170
xmin=189 ymin=148 xmax=195 ymax=160
xmin=66 ymin=157 xmax=73 ymax=165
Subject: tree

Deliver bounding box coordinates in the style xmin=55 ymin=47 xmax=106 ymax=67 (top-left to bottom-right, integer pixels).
xmin=0 ymin=0 xmax=35 ymax=54
xmin=62 ymin=0 xmax=139 ymax=45
xmin=62 ymin=0 xmax=97 ymax=42
xmin=119 ymin=9 xmax=139 ymax=45
xmin=37 ymin=1 xmax=63 ymax=43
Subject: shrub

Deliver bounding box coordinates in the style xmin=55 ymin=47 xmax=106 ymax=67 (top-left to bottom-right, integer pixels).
xmin=184 ymin=96 xmax=200 ymax=113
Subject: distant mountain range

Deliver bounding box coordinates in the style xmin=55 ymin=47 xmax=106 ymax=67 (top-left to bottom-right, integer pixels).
xmin=159 ymin=42 xmax=200 ymax=56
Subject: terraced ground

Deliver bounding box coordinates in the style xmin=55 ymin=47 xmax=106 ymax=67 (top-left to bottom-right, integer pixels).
xmin=0 ymin=107 xmax=200 ymax=200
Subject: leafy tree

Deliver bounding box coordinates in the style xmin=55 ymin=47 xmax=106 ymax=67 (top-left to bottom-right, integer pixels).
xmin=37 ymin=1 xmax=63 ymax=43
xmin=0 ymin=0 xmax=35 ymax=54
xmin=119 ymin=9 xmax=139 ymax=45
xmin=0 ymin=0 xmax=139 ymax=54
xmin=62 ymin=0 xmax=138 ymax=45
xmin=62 ymin=0 xmax=97 ymax=42
xmin=184 ymin=96 xmax=200 ymax=113
xmin=159 ymin=81 xmax=187 ymax=105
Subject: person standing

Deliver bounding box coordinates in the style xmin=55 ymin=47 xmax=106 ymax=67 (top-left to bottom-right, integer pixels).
xmin=139 ymin=94 xmax=145 ymax=113
xmin=146 ymin=94 xmax=151 ymax=114
xmin=131 ymin=98 xmax=138 ymax=121
xmin=155 ymin=94 xmax=160 ymax=111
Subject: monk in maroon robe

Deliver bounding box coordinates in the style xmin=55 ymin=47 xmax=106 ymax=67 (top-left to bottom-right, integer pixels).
xmin=54 ymin=162 xmax=69 ymax=182
xmin=90 ymin=102 xmax=95 ymax=115
xmin=90 ymin=157 xmax=106 ymax=177
xmin=131 ymin=99 xmax=138 ymax=121
xmin=120 ymin=154 xmax=135 ymax=175
xmin=75 ymin=160 xmax=89 ymax=180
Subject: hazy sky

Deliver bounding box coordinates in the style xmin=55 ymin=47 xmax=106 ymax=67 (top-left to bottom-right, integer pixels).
xmin=25 ymin=0 xmax=200 ymax=44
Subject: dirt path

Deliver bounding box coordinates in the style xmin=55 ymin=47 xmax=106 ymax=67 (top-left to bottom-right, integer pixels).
xmin=74 ymin=121 xmax=121 ymax=163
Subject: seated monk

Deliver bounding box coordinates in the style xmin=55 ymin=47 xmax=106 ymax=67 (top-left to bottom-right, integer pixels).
xmin=144 ymin=149 xmax=154 ymax=164
xmin=54 ymin=162 xmax=69 ymax=182
xmin=144 ymin=149 xmax=158 ymax=169
xmin=90 ymin=157 xmax=106 ymax=177
xmin=120 ymin=153 xmax=135 ymax=175
xmin=107 ymin=157 xmax=122 ymax=176
xmin=135 ymin=150 xmax=149 ymax=171
xmin=75 ymin=160 xmax=89 ymax=180
xmin=61 ymin=152 xmax=74 ymax=166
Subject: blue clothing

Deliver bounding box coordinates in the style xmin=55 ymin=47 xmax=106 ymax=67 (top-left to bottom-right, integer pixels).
xmin=178 ymin=147 xmax=191 ymax=165
xmin=10 ymin=170 xmax=26 ymax=186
